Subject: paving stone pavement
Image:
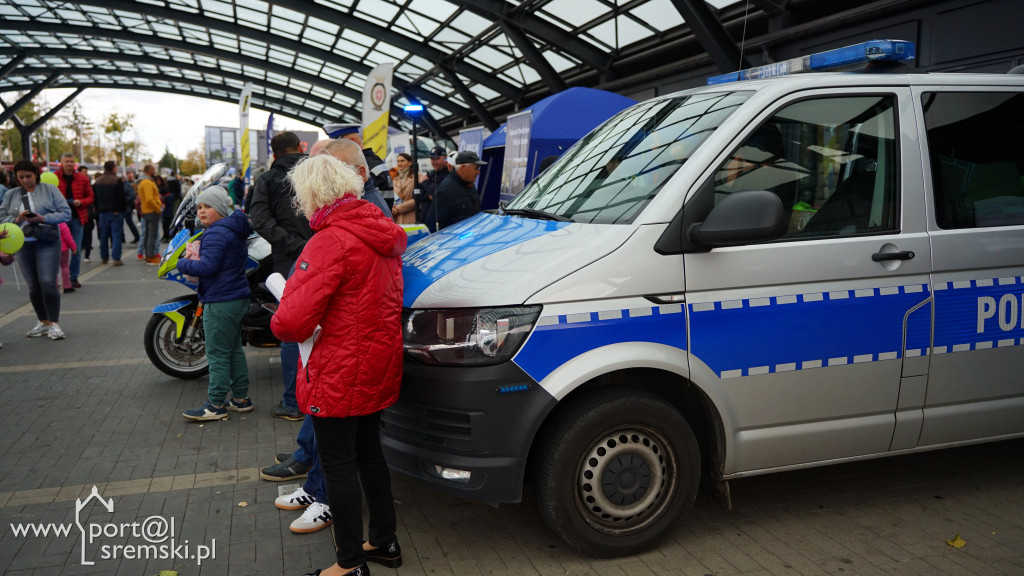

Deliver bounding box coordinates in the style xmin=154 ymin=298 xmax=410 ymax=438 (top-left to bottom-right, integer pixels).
xmin=1 ymin=257 xmax=1023 ymax=576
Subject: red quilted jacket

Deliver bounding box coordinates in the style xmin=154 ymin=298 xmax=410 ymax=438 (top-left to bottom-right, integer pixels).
xmin=54 ymin=170 xmax=95 ymax=224
xmin=271 ymin=199 xmax=407 ymax=418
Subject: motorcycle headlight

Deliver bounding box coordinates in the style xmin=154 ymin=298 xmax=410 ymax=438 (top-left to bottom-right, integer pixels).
xmin=403 ymin=306 xmax=542 ymax=366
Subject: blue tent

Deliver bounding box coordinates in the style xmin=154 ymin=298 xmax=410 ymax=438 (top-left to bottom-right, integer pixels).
xmin=478 ymin=87 xmax=635 ymax=209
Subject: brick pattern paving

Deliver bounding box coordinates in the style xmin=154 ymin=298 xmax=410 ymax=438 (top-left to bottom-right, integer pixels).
xmin=1 ymin=258 xmax=1022 ymax=575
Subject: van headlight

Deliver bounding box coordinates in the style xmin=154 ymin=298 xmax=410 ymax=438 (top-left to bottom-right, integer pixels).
xmin=403 ymin=306 xmax=541 ymax=366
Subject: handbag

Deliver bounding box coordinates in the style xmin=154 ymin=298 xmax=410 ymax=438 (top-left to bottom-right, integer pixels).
xmin=19 ymin=189 xmax=61 ymax=243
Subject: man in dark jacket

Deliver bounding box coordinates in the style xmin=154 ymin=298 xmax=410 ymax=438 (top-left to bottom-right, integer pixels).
xmin=248 ymin=131 xmax=309 ymax=424
xmin=92 ymin=161 xmax=128 ymax=265
xmin=418 ymin=145 xmax=449 ymax=224
xmin=426 ymin=150 xmax=486 ymax=231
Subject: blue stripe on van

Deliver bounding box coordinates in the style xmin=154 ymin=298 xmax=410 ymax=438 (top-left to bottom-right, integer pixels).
xmin=513 ymin=304 xmax=686 ymax=384
xmin=690 ymin=284 xmax=930 ymax=378
xmin=402 ymin=213 xmax=570 ymax=307
xmin=932 ymin=276 xmax=1024 ymax=354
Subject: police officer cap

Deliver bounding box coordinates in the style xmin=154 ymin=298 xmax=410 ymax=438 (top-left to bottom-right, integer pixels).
xmin=323 ymin=123 xmax=361 ymax=138
xmin=428 ymin=145 xmax=447 ymax=158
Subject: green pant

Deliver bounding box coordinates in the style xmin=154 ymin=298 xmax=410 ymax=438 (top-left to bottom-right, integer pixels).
xmin=204 ymin=298 xmax=250 ymax=405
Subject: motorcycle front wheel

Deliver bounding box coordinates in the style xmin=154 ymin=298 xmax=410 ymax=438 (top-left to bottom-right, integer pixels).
xmin=144 ymin=312 xmax=209 ymax=379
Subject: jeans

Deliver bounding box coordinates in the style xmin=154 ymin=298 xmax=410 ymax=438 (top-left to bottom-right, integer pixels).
xmin=142 ymin=212 xmax=161 ymax=258
xmin=203 ymin=298 xmax=250 ymax=405
xmin=66 ymin=216 xmax=83 ymax=281
xmin=280 ymin=341 xmax=299 ymax=410
xmin=311 ymin=412 xmax=397 ymax=568
xmin=137 ymin=216 xmax=146 ymax=256
xmin=98 ymin=212 xmax=125 ymax=261
xmin=295 ymin=416 xmax=327 ymax=503
xmin=15 ymin=238 xmax=62 ymax=322
xmin=125 ymin=211 xmax=139 ymax=243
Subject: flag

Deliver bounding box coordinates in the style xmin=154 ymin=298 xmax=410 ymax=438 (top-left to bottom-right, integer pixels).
xmin=362 ymin=63 xmax=394 ymax=159
xmin=266 ymin=112 xmax=274 ymax=160
xmin=238 ymin=82 xmax=253 ymax=187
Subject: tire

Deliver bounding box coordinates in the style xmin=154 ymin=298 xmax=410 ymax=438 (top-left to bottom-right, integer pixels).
xmin=533 ymin=389 xmax=700 ymax=557
xmin=144 ymin=310 xmax=209 ymax=379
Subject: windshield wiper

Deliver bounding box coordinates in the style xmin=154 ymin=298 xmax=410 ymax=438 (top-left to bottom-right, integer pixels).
xmin=500 ymin=204 xmax=572 ymax=222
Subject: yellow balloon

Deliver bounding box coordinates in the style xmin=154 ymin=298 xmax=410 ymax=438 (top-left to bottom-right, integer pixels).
xmin=0 ymin=222 xmax=25 ymax=254
xmin=39 ymin=171 xmax=59 ymax=186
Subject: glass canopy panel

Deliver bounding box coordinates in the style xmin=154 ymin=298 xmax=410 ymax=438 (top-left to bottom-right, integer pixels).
xmin=541 ymin=0 xmax=607 ymax=28
xmin=630 ymin=0 xmax=685 ymax=31
xmin=353 ymin=0 xmax=400 ymax=25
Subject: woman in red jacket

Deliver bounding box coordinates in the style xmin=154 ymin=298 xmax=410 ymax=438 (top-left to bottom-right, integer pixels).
xmin=271 ymin=154 xmax=407 ymax=576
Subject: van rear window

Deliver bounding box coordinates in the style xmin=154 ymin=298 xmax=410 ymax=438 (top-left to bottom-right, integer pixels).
xmin=507 ymin=91 xmax=751 ymax=224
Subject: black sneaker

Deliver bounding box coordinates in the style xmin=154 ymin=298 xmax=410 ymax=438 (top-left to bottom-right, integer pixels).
xmin=71 ymin=280 xmax=82 ymax=289
xmin=364 ymin=537 xmax=402 ymax=568
xmin=270 ymin=402 xmax=303 ymax=421
xmin=276 ymin=452 xmax=291 ymax=464
xmin=259 ymin=456 xmax=310 ymax=481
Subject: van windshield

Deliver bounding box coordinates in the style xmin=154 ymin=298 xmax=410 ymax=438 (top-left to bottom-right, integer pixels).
xmin=506 ymin=91 xmax=751 ymax=224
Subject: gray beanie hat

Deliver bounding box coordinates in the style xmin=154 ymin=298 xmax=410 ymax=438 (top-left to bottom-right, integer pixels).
xmin=196 ymin=185 xmax=233 ymax=217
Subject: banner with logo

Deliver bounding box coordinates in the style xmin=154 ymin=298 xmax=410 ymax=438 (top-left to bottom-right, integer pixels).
xmin=238 ymin=82 xmax=253 ymax=187
xmin=459 ymin=127 xmax=487 ymax=188
xmin=362 ymin=63 xmax=394 ymax=159
xmin=500 ymin=111 xmax=532 ymax=203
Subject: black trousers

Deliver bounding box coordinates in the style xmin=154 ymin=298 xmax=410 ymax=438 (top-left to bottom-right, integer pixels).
xmin=311 ymin=411 xmax=397 ymax=568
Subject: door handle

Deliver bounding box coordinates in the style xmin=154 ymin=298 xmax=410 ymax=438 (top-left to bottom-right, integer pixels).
xmin=872 ymin=250 xmax=915 ymax=262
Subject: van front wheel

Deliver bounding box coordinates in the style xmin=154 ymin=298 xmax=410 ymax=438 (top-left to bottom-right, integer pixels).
xmin=534 ymin=389 xmax=700 ymax=556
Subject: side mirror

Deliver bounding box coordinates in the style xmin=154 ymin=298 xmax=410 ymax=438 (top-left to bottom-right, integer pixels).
xmin=689 ymin=191 xmax=787 ymax=248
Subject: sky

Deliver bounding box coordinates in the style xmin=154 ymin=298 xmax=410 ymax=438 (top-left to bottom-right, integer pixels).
xmin=39 ymin=87 xmax=323 ymax=163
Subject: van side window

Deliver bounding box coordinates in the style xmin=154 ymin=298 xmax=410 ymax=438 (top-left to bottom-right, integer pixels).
xmin=923 ymin=92 xmax=1024 ymax=229
xmin=713 ymin=95 xmax=899 ymax=239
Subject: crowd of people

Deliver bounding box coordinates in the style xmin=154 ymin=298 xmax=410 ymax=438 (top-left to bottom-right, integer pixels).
xmin=0 ymin=153 xmax=189 ymax=344
xmin=1 ymin=124 xmax=493 ymax=575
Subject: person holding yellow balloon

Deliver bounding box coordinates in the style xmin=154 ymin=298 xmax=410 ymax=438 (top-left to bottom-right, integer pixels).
xmin=0 ymin=160 xmax=73 ymax=340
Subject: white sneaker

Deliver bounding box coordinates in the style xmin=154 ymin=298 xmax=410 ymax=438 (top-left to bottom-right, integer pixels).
xmin=26 ymin=322 xmax=48 ymax=338
xmin=289 ymin=501 xmax=332 ymax=534
xmin=48 ymin=323 xmax=66 ymax=340
xmin=275 ymin=487 xmax=315 ymax=510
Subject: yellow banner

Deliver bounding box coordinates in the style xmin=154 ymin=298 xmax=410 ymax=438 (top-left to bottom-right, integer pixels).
xmin=238 ymin=82 xmax=253 ymax=187
xmin=362 ymin=63 xmax=394 ymax=158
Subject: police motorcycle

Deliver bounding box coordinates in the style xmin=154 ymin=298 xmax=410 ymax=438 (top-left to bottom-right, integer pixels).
xmin=144 ymin=163 xmax=279 ymax=379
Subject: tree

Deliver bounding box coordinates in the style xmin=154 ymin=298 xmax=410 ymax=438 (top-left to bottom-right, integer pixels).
xmin=0 ymin=98 xmax=73 ymax=163
xmin=158 ymin=147 xmax=179 ymax=172
xmin=104 ymin=112 xmax=136 ymax=166
xmin=179 ymin=144 xmax=206 ymax=176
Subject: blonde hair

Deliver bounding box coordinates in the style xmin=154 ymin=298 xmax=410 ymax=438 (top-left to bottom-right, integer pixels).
xmin=287 ymin=154 xmax=364 ymax=218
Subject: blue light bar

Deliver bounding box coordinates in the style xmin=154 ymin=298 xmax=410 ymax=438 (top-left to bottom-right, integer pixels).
xmin=707 ymin=39 xmax=916 ymax=85
xmin=404 ymin=103 xmax=424 ymax=114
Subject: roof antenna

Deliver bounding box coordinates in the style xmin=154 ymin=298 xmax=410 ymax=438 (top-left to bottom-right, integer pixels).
xmin=738 ymin=0 xmax=751 ymax=71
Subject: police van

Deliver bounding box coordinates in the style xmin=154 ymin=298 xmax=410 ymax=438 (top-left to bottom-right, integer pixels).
xmin=382 ymin=40 xmax=1024 ymax=556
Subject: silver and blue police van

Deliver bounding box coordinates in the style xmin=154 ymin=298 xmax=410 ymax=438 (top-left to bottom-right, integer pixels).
xmin=382 ymin=40 xmax=1024 ymax=556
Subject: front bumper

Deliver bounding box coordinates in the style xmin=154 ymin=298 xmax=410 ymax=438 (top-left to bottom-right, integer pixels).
xmin=381 ymin=359 xmax=556 ymax=503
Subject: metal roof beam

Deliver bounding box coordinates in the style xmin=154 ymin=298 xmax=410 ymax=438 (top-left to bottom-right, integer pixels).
xmin=2 ymin=54 xmax=357 ymax=119
xmin=0 ymin=52 xmax=26 ymax=81
xmin=450 ymin=0 xmax=610 ymax=70
xmin=268 ymin=0 xmax=520 ymax=101
xmin=78 ymin=0 xmax=480 ymax=116
xmin=25 ymin=86 xmax=84 ymax=134
xmin=0 ymin=72 xmax=59 ymax=126
xmin=669 ymin=0 xmax=751 ymax=72
xmin=498 ymin=21 xmax=568 ymax=94
xmin=440 ymin=65 xmax=499 ymax=132
xmin=749 ymin=0 xmax=791 ymax=15
xmin=5 ymin=22 xmax=412 ymax=122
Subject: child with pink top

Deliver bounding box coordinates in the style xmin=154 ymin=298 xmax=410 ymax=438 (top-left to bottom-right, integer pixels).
xmin=58 ymin=222 xmax=77 ymax=293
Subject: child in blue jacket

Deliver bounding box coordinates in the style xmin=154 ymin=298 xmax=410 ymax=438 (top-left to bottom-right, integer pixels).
xmin=177 ymin=185 xmax=254 ymax=421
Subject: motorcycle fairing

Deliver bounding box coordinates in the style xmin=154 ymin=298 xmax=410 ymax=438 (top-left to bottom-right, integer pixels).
xmin=151 ymin=299 xmax=195 ymax=338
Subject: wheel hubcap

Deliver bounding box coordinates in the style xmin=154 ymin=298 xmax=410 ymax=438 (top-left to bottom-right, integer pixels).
xmin=576 ymin=427 xmax=674 ymax=531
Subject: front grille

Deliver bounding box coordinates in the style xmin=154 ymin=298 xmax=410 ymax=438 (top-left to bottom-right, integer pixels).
xmin=382 ymin=402 xmax=479 ymax=452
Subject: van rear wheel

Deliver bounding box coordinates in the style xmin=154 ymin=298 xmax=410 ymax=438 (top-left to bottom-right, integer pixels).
xmin=534 ymin=389 xmax=700 ymax=557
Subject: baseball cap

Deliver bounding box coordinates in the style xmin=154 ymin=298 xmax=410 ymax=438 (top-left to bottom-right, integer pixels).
xmin=454 ymin=150 xmax=487 ymax=166
xmin=428 ymin=145 xmax=447 ymax=158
